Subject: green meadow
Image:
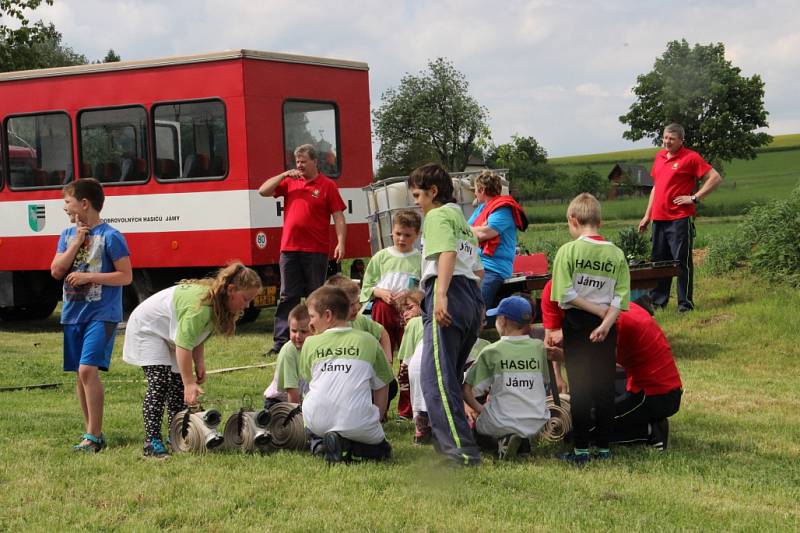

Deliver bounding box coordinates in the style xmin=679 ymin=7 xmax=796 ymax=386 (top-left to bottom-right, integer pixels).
xmin=1 ymin=137 xmax=798 ymax=531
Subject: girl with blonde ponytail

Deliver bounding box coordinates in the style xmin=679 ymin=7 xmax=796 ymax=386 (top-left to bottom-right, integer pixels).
xmin=123 ymin=262 xmax=261 ymax=457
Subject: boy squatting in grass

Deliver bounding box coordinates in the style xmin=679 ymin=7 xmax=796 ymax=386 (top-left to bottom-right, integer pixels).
xmin=122 ymin=263 xmax=261 ymax=457
xmin=50 ymin=178 xmax=132 ymax=453
xmin=550 ymin=193 xmax=630 ymax=465
xmin=359 ymin=208 xmax=422 ymax=419
xmin=408 ymin=162 xmax=485 ymax=467
xmin=263 ymin=303 xmax=312 ymax=408
xmin=300 ymin=285 xmax=394 ymax=463
xmin=463 ymin=295 xmax=550 ymax=461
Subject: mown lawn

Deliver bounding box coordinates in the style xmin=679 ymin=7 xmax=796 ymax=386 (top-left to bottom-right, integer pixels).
xmin=1 ymin=260 xmax=798 ymax=531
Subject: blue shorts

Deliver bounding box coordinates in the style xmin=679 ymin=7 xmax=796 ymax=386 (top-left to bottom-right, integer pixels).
xmin=63 ymin=321 xmax=118 ymax=372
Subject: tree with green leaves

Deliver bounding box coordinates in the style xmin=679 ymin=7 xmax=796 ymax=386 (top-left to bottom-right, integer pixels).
xmin=620 ymin=39 xmax=771 ymax=170
xmin=373 ymin=57 xmax=490 ymax=174
xmin=1 ymin=0 xmax=90 ymax=71
xmin=102 ymin=49 xmax=120 ymax=63
xmin=487 ymin=134 xmax=558 ymax=201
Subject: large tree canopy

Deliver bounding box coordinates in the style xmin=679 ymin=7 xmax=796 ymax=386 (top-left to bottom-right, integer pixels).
xmin=620 ymin=39 xmax=771 ymax=169
xmin=373 ymin=57 xmax=490 ymax=174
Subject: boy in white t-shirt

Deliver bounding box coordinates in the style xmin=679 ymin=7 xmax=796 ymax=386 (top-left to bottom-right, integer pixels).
xmin=463 ymin=296 xmax=550 ymax=460
xmin=300 ymin=286 xmax=394 ymax=463
xmin=263 ymin=303 xmax=311 ymax=408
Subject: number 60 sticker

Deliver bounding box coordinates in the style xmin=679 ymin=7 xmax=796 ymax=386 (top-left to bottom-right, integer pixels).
xmin=255 ymin=231 xmax=268 ymax=250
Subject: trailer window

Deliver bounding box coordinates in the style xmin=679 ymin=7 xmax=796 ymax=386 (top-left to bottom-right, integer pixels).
xmin=78 ymin=106 xmax=149 ymax=184
xmin=152 ymin=100 xmax=228 ymax=181
xmin=283 ymin=100 xmax=340 ymax=177
xmin=5 ymin=113 xmax=73 ymax=190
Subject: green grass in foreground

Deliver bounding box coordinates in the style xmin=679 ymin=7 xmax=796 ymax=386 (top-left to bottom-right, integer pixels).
xmin=0 ymin=265 xmax=798 ymax=530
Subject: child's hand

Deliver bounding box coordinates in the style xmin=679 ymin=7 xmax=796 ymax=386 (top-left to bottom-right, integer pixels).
xmin=544 ymin=329 xmax=563 ymax=348
xmin=434 ymin=294 xmax=451 ymax=326
xmin=184 ymin=382 xmax=204 ymax=405
xmin=65 ymin=271 xmax=92 ymax=286
xmin=589 ymin=324 xmax=610 ymax=343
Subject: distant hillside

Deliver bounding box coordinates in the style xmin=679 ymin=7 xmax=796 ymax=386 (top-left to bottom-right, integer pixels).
xmin=549 ymin=133 xmax=800 ymax=166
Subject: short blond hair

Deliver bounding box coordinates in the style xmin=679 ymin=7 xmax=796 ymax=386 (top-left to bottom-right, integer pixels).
xmin=325 ymin=273 xmax=360 ymax=300
xmin=567 ymin=193 xmax=602 ymax=227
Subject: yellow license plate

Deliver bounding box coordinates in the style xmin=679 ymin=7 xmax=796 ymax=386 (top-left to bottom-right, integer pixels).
xmin=254 ymin=286 xmax=277 ymax=308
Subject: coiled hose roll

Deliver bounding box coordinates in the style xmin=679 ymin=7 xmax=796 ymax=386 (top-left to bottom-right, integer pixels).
xmin=257 ymin=402 xmax=307 ymax=452
xmin=222 ymin=409 xmax=269 ymax=453
xmin=541 ymin=394 xmax=572 ymax=442
xmin=169 ymin=409 xmax=225 ymax=453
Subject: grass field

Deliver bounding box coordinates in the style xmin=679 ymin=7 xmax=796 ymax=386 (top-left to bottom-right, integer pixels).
xmin=1 ymin=265 xmax=798 ymax=531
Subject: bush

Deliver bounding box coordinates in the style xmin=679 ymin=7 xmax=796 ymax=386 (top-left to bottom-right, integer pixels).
xmin=614 ymin=226 xmax=651 ymax=262
xmin=706 ymin=186 xmax=800 ymax=283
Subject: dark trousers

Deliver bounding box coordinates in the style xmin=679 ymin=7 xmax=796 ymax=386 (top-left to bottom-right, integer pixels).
xmin=651 ymin=217 xmax=695 ymax=310
xmin=607 ymin=388 xmax=682 ymax=444
xmin=307 ymin=431 xmax=392 ymax=460
xmin=563 ymin=309 xmax=617 ymax=450
xmin=142 ymin=365 xmax=185 ymax=442
xmin=273 ymin=251 xmax=329 ymax=349
xmin=421 ymin=276 xmax=483 ymax=465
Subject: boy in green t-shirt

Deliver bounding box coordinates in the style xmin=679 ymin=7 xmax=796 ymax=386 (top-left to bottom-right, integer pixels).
xmin=463 ymin=296 xmax=549 ymax=460
xmin=263 ymin=304 xmax=311 ymax=408
xmin=408 ymin=163 xmax=484 ymax=466
xmin=300 ymin=286 xmax=393 ymax=463
xmin=550 ymin=193 xmax=630 ymax=465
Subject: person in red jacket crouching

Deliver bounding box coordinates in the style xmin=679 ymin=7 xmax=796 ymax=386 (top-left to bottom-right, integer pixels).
xmin=542 ymin=280 xmax=682 ymax=451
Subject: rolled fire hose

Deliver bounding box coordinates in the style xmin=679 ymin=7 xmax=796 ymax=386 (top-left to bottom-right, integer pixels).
xmin=258 ymin=402 xmax=307 ymax=451
xmin=222 ymin=409 xmax=270 ymax=453
xmin=169 ymin=408 xmax=225 ymax=453
xmin=541 ymin=393 xmax=572 ymax=442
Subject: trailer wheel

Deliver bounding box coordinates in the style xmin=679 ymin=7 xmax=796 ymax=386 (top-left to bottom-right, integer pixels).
xmin=237 ymin=306 xmax=261 ymax=325
xmin=0 ymin=300 xmax=58 ymax=321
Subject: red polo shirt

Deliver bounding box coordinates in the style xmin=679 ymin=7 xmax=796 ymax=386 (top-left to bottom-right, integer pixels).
xmin=541 ymin=280 xmax=682 ymax=395
xmin=274 ymin=174 xmax=346 ymax=254
xmin=650 ymin=146 xmax=712 ymax=221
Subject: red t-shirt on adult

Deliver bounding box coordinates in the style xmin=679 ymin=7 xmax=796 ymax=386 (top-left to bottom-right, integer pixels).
xmin=650 ymin=146 xmax=712 ymax=221
xmin=274 ymin=174 xmax=346 ymax=254
xmin=541 ymin=280 xmax=682 ymax=395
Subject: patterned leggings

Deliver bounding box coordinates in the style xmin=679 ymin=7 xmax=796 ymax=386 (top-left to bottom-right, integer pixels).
xmin=142 ymin=365 xmax=185 ymax=442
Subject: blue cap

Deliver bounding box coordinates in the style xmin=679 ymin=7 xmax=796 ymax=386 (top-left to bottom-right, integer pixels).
xmin=486 ymin=295 xmax=532 ymax=323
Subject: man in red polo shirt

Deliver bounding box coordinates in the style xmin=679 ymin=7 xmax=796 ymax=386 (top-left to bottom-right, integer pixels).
xmin=259 ymin=144 xmax=346 ymax=355
xmin=542 ymin=280 xmax=683 ymax=450
xmin=638 ymin=123 xmax=722 ymax=312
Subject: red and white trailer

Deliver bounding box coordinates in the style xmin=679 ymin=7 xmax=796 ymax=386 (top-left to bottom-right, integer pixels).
xmin=0 ymin=50 xmax=373 ymax=321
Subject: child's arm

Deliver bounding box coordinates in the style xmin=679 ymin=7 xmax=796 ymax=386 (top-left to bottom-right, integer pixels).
xmin=372 ymin=384 xmax=389 ymax=419
xmin=50 ymin=223 xmax=89 ymax=279
xmin=379 ymin=328 xmax=392 ymax=364
xmin=177 ymin=345 xmax=204 ymax=405
xmin=65 ymin=256 xmax=132 ymax=287
xmin=285 ymin=388 xmax=301 ymax=404
xmin=568 ymin=296 xmax=609 ymax=318
xmin=590 ymin=305 xmax=621 ymax=343
xmin=434 ymin=251 xmax=456 ymax=326
xmin=192 ymin=344 xmax=206 ymax=384
xmin=462 ymin=383 xmax=484 ymax=415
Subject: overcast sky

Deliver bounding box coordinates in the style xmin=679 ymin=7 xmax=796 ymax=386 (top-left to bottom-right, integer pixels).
xmin=33 ymin=0 xmax=800 ymax=158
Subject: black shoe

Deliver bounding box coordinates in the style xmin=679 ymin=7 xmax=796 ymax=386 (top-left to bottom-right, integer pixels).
xmin=677 ymin=306 xmax=693 ymax=314
xmin=323 ymin=432 xmax=349 ymax=464
xmin=649 ymin=418 xmax=669 ymax=451
xmin=264 ymin=347 xmax=281 ymax=357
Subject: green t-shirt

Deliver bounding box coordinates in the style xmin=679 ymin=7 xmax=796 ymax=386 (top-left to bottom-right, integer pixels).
xmin=465 ymin=337 xmax=491 ymax=368
xmin=359 ymin=247 xmax=422 ymax=303
xmin=420 ymin=203 xmax=482 ymax=284
xmin=397 ymin=315 xmax=423 ymax=362
xmin=351 ymin=313 xmax=384 ymax=342
xmin=465 ymin=336 xmax=550 ymax=438
xmin=173 ymin=284 xmax=213 ymax=350
xmin=264 ymin=342 xmax=307 ymax=400
xmin=300 ymin=327 xmax=394 ymax=444
xmin=551 ymin=236 xmax=630 ymax=311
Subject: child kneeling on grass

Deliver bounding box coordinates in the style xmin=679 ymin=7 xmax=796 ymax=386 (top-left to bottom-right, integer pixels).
xmin=263 ymin=303 xmax=312 ymax=408
xmin=463 ymin=296 xmax=550 ymax=460
xmin=300 ymin=286 xmax=393 ymax=463
xmin=123 ymin=262 xmax=261 ymax=457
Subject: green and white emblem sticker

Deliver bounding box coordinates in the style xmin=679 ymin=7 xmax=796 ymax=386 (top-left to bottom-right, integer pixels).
xmin=28 ymin=204 xmax=46 ymax=232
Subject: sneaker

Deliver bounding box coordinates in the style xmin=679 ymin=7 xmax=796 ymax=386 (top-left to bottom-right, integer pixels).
xmin=557 ymin=449 xmax=591 ymax=466
xmin=73 ymin=433 xmax=106 ymax=453
xmin=593 ymin=448 xmax=612 ymax=460
xmin=323 ymin=432 xmax=349 ymax=464
xmin=497 ymin=434 xmax=523 ymax=460
xmin=264 ymin=347 xmax=280 ymax=358
xmin=144 ymin=438 xmax=169 ymax=458
xmin=649 ymin=418 xmax=670 ymax=451
xmin=677 ymin=305 xmax=694 ymax=314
